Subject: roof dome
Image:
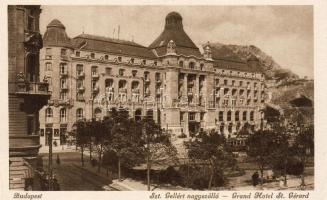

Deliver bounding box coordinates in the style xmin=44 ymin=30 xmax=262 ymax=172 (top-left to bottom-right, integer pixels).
xmin=47 ymin=19 xmax=65 ymax=29
xmin=43 ymin=19 xmax=72 ymax=48
xmin=149 ymin=12 xmax=201 ymax=57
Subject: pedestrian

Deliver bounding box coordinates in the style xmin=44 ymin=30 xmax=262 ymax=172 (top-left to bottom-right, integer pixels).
xmin=252 ymin=171 xmax=259 ymax=186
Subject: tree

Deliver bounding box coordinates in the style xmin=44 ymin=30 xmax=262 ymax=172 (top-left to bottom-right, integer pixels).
xmin=109 ymin=109 xmax=144 ymax=181
xmin=290 ymin=124 xmax=314 ymax=186
xmin=75 ymin=120 xmax=88 ymax=167
xmin=247 ymin=130 xmax=282 ymax=183
xmin=187 ymin=130 xmax=236 ymax=189
xmin=92 ymin=118 xmax=111 ymax=173
xmin=140 ymin=118 xmax=178 ymax=191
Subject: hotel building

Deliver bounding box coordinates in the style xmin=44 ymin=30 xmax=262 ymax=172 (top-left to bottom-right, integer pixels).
xmin=39 ymin=12 xmax=266 ymax=151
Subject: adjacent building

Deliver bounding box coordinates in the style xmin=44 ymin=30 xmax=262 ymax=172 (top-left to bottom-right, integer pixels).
xmin=8 ymin=5 xmax=50 ymax=190
xmin=39 ymin=12 xmax=266 ymax=151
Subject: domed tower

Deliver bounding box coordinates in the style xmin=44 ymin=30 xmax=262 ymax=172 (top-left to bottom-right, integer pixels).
xmin=149 ymin=12 xmax=201 ymax=57
xmin=39 ymin=19 xmax=73 ymax=152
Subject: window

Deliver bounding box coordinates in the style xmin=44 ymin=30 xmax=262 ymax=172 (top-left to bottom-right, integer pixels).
xmin=146 ymin=109 xmax=154 ymax=120
xmin=154 ymin=61 xmax=157 ymax=66
xmin=61 ymin=49 xmax=67 ymax=57
xmin=189 ymin=62 xmax=195 ymax=69
xmin=227 ymin=111 xmax=232 ymax=121
xmin=223 ymin=98 xmax=229 ymax=106
xmin=144 ymin=71 xmax=150 ymax=81
xmin=76 ymin=80 xmax=84 ymax=88
xmin=60 ymin=79 xmax=67 ymax=89
xmin=179 ymin=61 xmax=184 ymax=68
xmin=76 ymin=64 xmax=84 ymax=75
xmin=235 ymin=111 xmax=239 ymax=121
xmin=219 ymin=111 xmax=224 ymax=121
xmin=105 ymin=79 xmax=113 ymax=88
xmin=75 ymin=51 xmax=80 ymax=57
xmin=76 ymin=108 xmax=84 ymax=120
xmin=239 ymin=81 xmax=243 ymax=87
xmin=118 ymin=56 xmax=122 ymax=62
xmin=91 ymin=66 xmax=98 ymax=75
xmin=232 ymin=99 xmax=236 ymax=107
xmin=242 ymin=111 xmax=247 ymax=121
xmin=250 ymin=111 xmax=254 ymax=121
xmin=76 ymin=93 xmax=84 ymax=101
xmin=90 ymin=53 xmax=95 ymax=59
xmin=189 ymin=112 xmax=195 ymax=121
xmin=60 ymin=63 xmax=66 ymax=74
xmin=60 ymin=108 xmax=67 ymax=122
xmin=132 ymin=70 xmax=137 ymax=77
xmin=200 ymin=63 xmax=204 ymax=70
xmin=46 ymin=48 xmax=52 ymax=55
xmin=215 ymin=79 xmax=219 ymax=85
xmin=45 ymin=63 xmax=52 ymax=71
xmin=45 ymin=108 xmax=53 ymax=122
xmin=232 ymin=80 xmax=235 ymax=86
xmin=27 ymin=115 xmax=35 ymax=135
xmin=27 ymin=13 xmax=35 ymax=31
xmin=155 ymin=73 xmax=161 ymax=81
xmin=224 ymin=79 xmax=228 ymax=85
xmin=105 ymin=67 xmax=112 ymax=75
xmin=60 ymin=92 xmax=67 ymax=100
xmin=104 ymin=55 xmax=109 ymax=60
xmin=200 ymin=112 xmax=205 ymax=121
xmin=240 ymin=98 xmax=244 ymax=105
xmin=142 ymin=60 xmax=146 ymax=65
xmin=119 ymin=69 xmax=125 ymax=76
xmin=180 ymin=112 xmax=184 ymax=122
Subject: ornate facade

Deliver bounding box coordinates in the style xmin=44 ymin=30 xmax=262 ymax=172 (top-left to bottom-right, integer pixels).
xmin=39 ymin=12 xmax=266 ymax=151
xmin=8 ymin=5 xmax=50 ymax=190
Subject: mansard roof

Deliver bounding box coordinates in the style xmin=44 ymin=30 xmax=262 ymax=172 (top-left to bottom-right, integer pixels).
xmin=72 ymin=34 xmax=156 ymax=59
xmin=43 ymin=19 xmax=73 ymax=48
xmin=149 ymin=12 xmax=201 ymax=57
xmin=209 ymin=45 xmax=263 ymax=73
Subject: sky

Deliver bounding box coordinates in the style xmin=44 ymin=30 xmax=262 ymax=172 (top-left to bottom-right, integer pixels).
xmin=40 ymin=6 xmax=313 ymax=78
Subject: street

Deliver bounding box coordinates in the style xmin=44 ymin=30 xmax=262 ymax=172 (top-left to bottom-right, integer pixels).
xmin=40 ymin=152 xmax=116 ymax=191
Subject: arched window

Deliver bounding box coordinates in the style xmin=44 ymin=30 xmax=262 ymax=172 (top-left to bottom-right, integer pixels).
xmin=94 ymin=108 xmax=102 ymax=121
xmin=235 ymin=111 xmax=239 ymax=121
xmin=242 ymin=111 xmax=247 ymax=121
xmin=118 ymin=80 xmax=127 ymax=89
xmin=189 ymin=62 xmax=195 ymax=69
xmin=250 ymin=111 xmax=254 ymax=121
xmin=135 ymin=109 xmax=142 ymax=121
xmin=60 ymin=108 xmax=67 ymax=123
xmin=227 ymin=111 xmax=232 ymax=121
xmin=219 ymin=111 xmax=224 ymax=121
xmin=76 ymin=108 xmax=84 ymax=121
xmin=179 ymin=61 xmax=184 ymax=68
xmin=45 ymin=107 xmax=53 ymax=122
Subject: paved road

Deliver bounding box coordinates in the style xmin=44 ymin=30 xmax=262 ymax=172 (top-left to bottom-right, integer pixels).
xmin=41 ymin=152 xmax=116 ymax=191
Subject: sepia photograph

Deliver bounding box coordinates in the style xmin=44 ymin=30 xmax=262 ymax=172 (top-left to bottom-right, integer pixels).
xmin=7 ymin=5 xmax=314 ymax=193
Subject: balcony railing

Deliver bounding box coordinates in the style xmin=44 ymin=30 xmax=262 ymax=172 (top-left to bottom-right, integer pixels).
xmin=132 ymin=88 xmax=140 ymax=93
xmin=77 ymin=86 xmax=85 ymax=92
xmin=92 ymin=73 xmax=99 ymax=79
xmin=60 ymin=85 xmax=68 ymax=90
xmin=77 ymin=72 xmax=85 ymax=78
xmin=118 ymin=88 xmax=127 ymax=93
xmin=105 ymin=87 xmax=114 ymax=93
xmin=16 ymin=82 xmax=50 ymax=96
xmin=60 ymin=71 xmax=68 ymax=77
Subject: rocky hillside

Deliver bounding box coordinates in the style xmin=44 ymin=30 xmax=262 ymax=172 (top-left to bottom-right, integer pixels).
xmin=209 ymin=42 xmax=299 ymax=81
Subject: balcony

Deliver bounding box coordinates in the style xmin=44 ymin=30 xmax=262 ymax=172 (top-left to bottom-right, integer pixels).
xmin=60 ymin=71 xmax=68 ymax=77
xmin=132 ymin=88 xmax=140 ymax=94
xmin=92 ymin=73 xmax=99 ymax=79
xmin=118 ymin=88 xmax=127 ymax=93
xmin=77 ymin=86 xmax=85 ymax=92
xmin=59 ymin=98 xmax=73 ymax=106
xmin=16 ymin=82 xmax=50 ymax=96
xmin=105 ymin=87 xmax=114 ymax=93
xmin=60 ymin=85 xmax=68 ymax=91
xmin=77 ymin=72 xmax=85 ymax=78
xmin=92 ymin=86 xmax=99 ymax=93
